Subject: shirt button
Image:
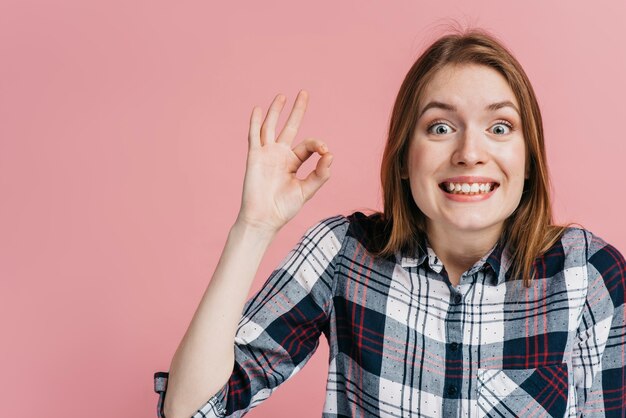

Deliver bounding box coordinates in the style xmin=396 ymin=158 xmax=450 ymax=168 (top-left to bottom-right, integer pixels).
xmin=454 ymin=294 xmax=462 ymax=304
xmin=447 ymin=385 xmax=458 ymax=396
xmin=450 ymin=342 xmax=459 ymax=351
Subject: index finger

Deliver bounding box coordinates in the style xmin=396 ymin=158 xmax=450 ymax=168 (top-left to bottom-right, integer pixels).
xmin=248 ymin=106 xmax=262 ymax=149
xmin=276 ymin=90 xmax=309 ymax=146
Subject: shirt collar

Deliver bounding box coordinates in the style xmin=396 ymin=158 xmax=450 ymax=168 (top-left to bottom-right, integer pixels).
xmin=397 ymin=233 xmax=512 ymax=285
xmin=396 ymin=233 xmax=429 ymax=269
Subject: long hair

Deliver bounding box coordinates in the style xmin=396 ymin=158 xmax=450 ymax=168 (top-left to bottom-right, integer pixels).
xmin=368 ymin=27 xmax=577 ymax=288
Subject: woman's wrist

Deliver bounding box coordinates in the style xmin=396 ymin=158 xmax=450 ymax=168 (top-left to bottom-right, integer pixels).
xmin=231 ymin=217 xmax=279 ymax=243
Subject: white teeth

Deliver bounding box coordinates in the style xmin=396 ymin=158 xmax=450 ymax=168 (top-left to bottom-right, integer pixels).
xmin=442 ymin=182 xmax=496 ymax=195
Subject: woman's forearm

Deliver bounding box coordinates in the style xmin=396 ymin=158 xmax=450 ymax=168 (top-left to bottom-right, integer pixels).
xmin=163 ymin=220 xmax=277 ymax=418
xmin=163 ymin=90 xmax=330 ymax=418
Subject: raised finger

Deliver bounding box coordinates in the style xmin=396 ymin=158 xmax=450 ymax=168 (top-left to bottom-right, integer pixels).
xmin=260 ymin=94 xmax=286 ymax=145
xmin=248 ymin=106 xmax=262 ymax=149
xmin=276 ymin=90 xmax=308 ymax=146
xmin=292 ymin=138 xmax=328 ymax=165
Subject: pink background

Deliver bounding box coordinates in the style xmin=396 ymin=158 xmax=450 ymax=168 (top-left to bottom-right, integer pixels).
xmin=1 ymin=1 xmax=625 ymax=417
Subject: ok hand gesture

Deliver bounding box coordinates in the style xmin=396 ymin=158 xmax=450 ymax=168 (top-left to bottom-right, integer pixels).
xmin=236 ymin=90 xmax=333 ymax=234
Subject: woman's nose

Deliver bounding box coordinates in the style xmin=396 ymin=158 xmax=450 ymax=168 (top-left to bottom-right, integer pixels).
xmin=451 ymin=127 xmax=488 ymax=167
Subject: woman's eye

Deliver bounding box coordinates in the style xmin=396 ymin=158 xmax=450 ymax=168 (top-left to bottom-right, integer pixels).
xmin=427 ymin=122 xmax=453 ymax=135
xmin=426 ymin=120 xmax=513 ymax=136
xmin=490 ymin=121 xmax=513 ymax=135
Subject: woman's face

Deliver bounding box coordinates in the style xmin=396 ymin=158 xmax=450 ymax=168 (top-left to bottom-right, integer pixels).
xmin=404 ymin=63 xmax=528 ymax=240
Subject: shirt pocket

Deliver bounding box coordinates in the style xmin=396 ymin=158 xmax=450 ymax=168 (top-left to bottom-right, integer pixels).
xmin=476 ymin=363 xmax=569 ymax=418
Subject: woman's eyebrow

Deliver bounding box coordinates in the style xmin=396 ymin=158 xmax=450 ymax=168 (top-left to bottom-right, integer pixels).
xmin=418 ymin=100 xmax=520 ymax=118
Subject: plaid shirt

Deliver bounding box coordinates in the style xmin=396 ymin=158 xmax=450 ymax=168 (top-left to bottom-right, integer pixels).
xmin=154 ymin=211 xmax=626 ymax=417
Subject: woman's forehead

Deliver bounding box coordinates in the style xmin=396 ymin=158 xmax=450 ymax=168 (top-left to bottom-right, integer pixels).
xmin=418 ymin=64 xmax=519 ymax=115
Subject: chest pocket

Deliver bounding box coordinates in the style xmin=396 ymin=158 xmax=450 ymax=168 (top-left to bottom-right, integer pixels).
xmin=476 ymin=363 xmax=569 ymax=418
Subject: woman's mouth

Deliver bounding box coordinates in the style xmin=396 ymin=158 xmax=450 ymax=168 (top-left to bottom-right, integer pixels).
xmin=438 ymin=181 xmax=499 ymax=195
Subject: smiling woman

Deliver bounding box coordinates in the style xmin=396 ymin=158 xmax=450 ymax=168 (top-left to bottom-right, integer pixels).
xmin=373 ymin=35 xmax=562 ymax=291
xmin=399 ymin=64 xmax=528 ymax=286
xmin=155 ymin=27 xmax=626 ymax=418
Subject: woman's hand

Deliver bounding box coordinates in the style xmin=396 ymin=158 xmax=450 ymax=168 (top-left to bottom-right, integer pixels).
xmin=235 ymin=90 xmax=333 ymax=234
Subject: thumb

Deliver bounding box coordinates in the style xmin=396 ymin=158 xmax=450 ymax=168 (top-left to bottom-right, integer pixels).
xmin=300 ymin=152 xmax=333 ymax=202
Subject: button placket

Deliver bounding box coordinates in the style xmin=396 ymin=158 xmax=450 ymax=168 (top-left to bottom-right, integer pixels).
xmin=442 ymin=287 xmax=464 ymax=413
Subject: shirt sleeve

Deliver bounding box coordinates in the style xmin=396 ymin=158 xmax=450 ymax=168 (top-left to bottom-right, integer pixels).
xmin=154 ymin=215 xmax=350 ymax=418
xmin=572 ymin=231 xmax=626 ymax=417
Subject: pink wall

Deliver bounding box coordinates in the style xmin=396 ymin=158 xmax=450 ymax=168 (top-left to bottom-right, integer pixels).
xmin=1 ymin=1 xmax=625 ymax=417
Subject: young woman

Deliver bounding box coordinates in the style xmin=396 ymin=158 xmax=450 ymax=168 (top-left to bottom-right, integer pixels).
xmin=155 ymin=29 xmax=626 ymax=417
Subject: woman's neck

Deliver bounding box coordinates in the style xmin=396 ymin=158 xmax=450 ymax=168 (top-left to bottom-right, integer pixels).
xmin=425 ymin=223 xmax=502 ymax=286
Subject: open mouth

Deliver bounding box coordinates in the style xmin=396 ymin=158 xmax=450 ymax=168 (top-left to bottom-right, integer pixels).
xmin=438 ymin=182 xmax=500 ymax=195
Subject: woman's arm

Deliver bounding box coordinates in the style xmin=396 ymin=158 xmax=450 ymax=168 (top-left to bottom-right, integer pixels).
xmin=163 ymin=221 xmax=276 ymax=418
xmin=573 ymin=232 xmax=626 ymax=417
xmin=162 ymin=90 xmax=333 ymax=418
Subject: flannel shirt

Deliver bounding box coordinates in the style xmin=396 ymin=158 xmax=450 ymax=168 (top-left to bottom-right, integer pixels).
xmin=154 ymin=211 xmax=626 ymax=417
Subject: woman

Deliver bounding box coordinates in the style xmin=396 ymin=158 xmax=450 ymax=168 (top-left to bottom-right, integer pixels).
xmin=155 ymin=28 xmax=626 ymax=417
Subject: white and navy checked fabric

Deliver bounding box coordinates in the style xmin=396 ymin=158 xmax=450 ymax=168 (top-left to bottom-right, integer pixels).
xmin=154 ymin=211 xmax=626 ymax=417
